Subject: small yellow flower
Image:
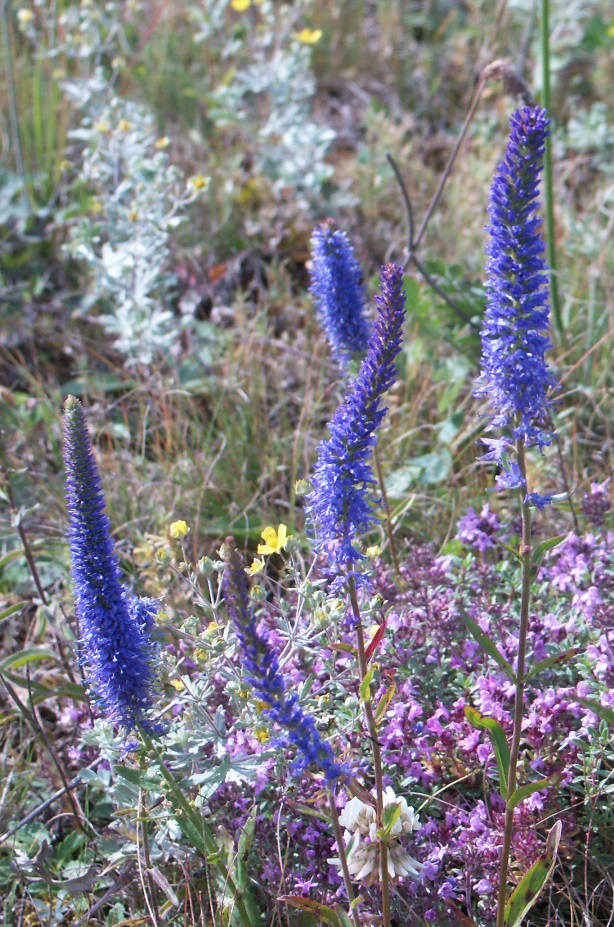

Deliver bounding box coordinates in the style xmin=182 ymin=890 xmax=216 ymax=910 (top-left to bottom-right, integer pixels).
xmin=245 ymin=557 xmax=265 ymax=575
xmin=366 ymin=545 xmax=381 ymax=558
xmin=231 ymin=0 xmax=251 ymax=10
xmin=128 ymin=209 xmax=138 ymax=221
xmin=17 ymin=9 xmax=34 ymax=24
xmin=194 ymin=648 xmax=208 ymax=661
xmin=207 ymin=620 xmax=220 ymax=632
xmin=187 ymin=173 xmax=210 ymax=193
xmin=117 ymin=119 xmax=131 ymax=132
xmin=155 ymin=136 xmax=170 ymax=149
xmin=90 ymin=200 xmax=104 ymax=215
xmin=169 ymin=520 xmax=190 ymax=540
xmin=257 ymin=524 xmax=291 ymax=555
xmin=292 ymin=27 xmax=322 ymax=44
xmin=95 ymin=121 xmax=110 ymax=133
xmin=170 ymin=678 xmax=185 ymax=691
xmin=254 ymin=727 xmax=270 ymax=743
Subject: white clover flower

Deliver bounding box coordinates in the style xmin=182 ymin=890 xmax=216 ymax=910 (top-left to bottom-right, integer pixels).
xmin=330 ymin=787 xmax=423 ymax=886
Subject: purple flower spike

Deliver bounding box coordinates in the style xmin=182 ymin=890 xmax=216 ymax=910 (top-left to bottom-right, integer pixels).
xmin=309 ymin=220 xmax=371 ymax=364
xmin=475 ymin=106 xmax=557 ymax=492
xmin=222 ymin=541 xmax=351 ymax=785
xmin=308 ymin=264 xmax=406 ymax=587
xmin=63 ymin=396 xmax=159 ymax=731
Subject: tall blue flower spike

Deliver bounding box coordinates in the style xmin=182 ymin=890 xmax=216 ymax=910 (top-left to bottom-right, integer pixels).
xmin=308 ymin=263 xmax=406 ymax=587
xmin=222 ymin=541 xmax=350 ymax=785
xmin=474 ymin=106 xmax=556 ymax=497
xmin=309 ymin=220 xmax=371 ymax=364
xmin=63 ymin=396 xmax=158 ymax=730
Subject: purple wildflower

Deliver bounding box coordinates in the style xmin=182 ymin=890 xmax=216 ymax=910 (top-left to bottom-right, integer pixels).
xmin=581 ymin=481 xmax=611 ymax=527
xmin=222 ymin=540 xmax=350 ymax=785
xmin=457 ymin=505 xmax=501 ymax=553
xmin=63 ymin=396 xmax=158 ymax=731
xmin=309 ymin=220 xmax=371 ymax=364
xmin=474 ymin=106 xmax=556 ymax=493
xmin=308 ymin=263 xmax=406 ymax=586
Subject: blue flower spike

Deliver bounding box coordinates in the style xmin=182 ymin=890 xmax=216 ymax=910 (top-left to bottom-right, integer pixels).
xmin=308 ymin=263 xmax=407 ymax=587
xmin=222 ymin=539 xmax=350 ymax=785
xmin=63 ymin=395 xmax=159 ymax=731
xmin=309 ymin=220 xmax=372 ymax=364
xmin=475 ymin=106 xmax=557 ymax=501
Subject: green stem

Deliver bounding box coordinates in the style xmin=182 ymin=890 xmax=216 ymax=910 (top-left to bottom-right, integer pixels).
xmin=540 ymin=0 xmax=563 ymax=335
xmin=348 ymin=576 xmax=391 ymax=927
xmin=495 ymin=440 xmax=532 ymax=927
xmin=327 ymin=790 xmax=362 ymax=927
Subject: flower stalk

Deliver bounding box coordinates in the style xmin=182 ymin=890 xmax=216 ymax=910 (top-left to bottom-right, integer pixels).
xmin=495 ymin=438 xmax=533 ymax=927
xmin=348 ymin=575 xmax=391 ymax=927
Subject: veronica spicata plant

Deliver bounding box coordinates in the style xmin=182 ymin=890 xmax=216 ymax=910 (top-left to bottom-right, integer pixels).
xmin=309 ymin=220 xmax=371 ymax=364
xmin=475 ymin=105 xmax=556 ymax=504
xmin=222 ymin=539 xmax=350 ymax=785
xmin=308 ymin=262 xmax=406 ymax=590
xmin=63 ymin=396 xmax=159 ymax=730
xmin=470 ymin=106 xmax=563 ymax=927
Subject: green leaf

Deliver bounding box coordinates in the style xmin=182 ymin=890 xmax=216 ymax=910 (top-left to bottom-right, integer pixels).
xmin=359 ymin=667 xmax=375 ymax=703
xmin=381 ymin=802 xmax=402 ymax=839
xmin=465 ymin=705 xmax=511 ymax=799
xmin=525 ymin=648 xmax=580 ymax=681
xmin=115 ymin=765 xmax=163 ymax=792
xmin=496 ymin=540 xmax=524 ymax=564
xmin=507 ymin=778 xmax=554 ymax=810
xmin=531 ymin=533 xmax=571 ymax=569
xmin=461 ymin=611 xmax=515 ymax=683
xmin=333 ymin=906 xmax=355 ymax=927
xmin=280 ymin=896 xmax=352 ymax=926
xmin=0 ymin=602 xmax=27 ymax=623
xmin=0 ymin=648 xmax=58 ymax=673
xmin=374 ymin=684 xmax=396 ymax=725
xmin=575 ymin=697 xmax=614 ymax=726
xmin=503 ymin=820 xmax=562 ymax=927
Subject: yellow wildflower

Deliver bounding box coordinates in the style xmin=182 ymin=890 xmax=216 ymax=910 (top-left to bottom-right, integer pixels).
xmin=231 ymin=0 xmax=251 ymax=9
xmin=187 ymin=173 xmax=210 ymax=193
xmin=257 ymin=524 xmax=291 ymax=555
xmin=117 ymin=119 xmax=131 ymax=132
xmin=254 ymin=728 xmax=270 ymax=743
xmin=245 ymin=557 xmax=265 ymax=575
xmin=90 ymin=201 xmax=104 ymax=215
xmin=170 ymin=678 xmax=185 ymax=691
xmin=292 ymin=28 xmax=322 ymax=44
xmin=169 ymin=520 xmax=190 ymax=540
xmin=95 ymin=121 xmax=110 ymax=133
xmin=366 ymin=545 xmax=381 ymax=558
xmin=155 ymin=136 xmax=170 ymax=149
